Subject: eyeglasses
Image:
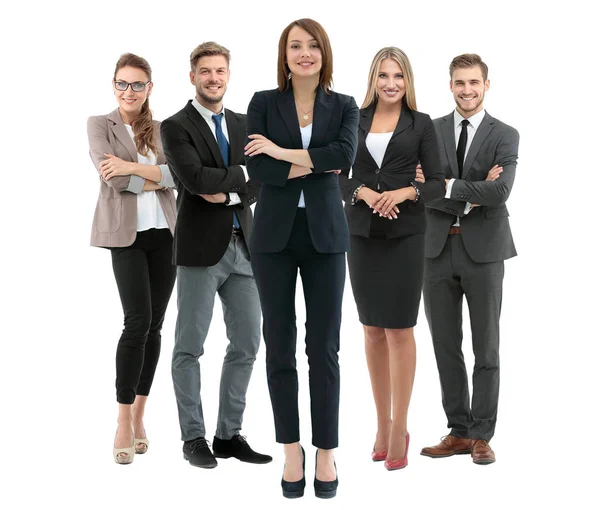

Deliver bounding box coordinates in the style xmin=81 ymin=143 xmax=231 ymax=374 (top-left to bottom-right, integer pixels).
xmin=113 ymin=80 xmax=151 ymax=92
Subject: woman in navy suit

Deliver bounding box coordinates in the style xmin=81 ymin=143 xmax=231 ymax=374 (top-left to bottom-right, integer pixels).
xmin=245 ymin=18 xmax=358 ymax=499
xmin=339 ymin=47 xmax=445 ymax=471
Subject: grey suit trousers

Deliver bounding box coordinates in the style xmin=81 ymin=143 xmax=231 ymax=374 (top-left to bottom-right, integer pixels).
xmin=172 ymin=234 xmax=261 ymax=441
xmin=423 ymin=233 xmax=504 ymax=442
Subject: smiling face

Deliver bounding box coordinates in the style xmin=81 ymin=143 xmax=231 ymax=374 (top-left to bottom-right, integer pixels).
xmin=113 ymin=66 xmax=152 ymax=117
xmin=190 ymin=55 xmax=230 ymax=110
xmin=286 ymin=25 xmax=322 ymax=80
xmin=450 ymin=66 xmax=489 ymax=118
xmin=376 ymin=58 xmax=405 ymax=106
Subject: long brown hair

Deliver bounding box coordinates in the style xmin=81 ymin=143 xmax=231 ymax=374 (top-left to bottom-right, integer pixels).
xmin=362 ymin=47 xmax=417 ymax=110
xmin=113 ymin=53 xmax=157 ymax=157
xmin=277 ymin=18 xmax=333 ymax=93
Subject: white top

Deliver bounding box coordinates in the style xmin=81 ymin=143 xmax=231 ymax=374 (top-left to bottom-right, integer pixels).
xmin=298 ymin=123 xmax=313 ymax=208
xmin=366 ymin=132 xmax=393 ymax=169
xmin=446 ymin=108 xmax=487 ymax=225
xmin=124 ymin=124 xmax=169 ymax=232
xmin=191 ymin=97 xmax=245 ymax=206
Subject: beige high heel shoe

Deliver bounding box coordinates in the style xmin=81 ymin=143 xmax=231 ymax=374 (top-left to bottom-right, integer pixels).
xmin=135 ymin=437 xmax=149 ymax=455
xmin=114 ymin=436 xmax=135 ymax=464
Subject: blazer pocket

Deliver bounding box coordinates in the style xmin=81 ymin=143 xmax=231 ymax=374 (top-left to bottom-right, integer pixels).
xmin=95 ymin=198 xmax=122 ymax=233
xmin=485 ymin=207 xmax=509 ymax=219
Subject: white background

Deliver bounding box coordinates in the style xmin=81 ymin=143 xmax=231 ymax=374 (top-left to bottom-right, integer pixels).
xmin=2 ymin=0 xmax=598 ymax=508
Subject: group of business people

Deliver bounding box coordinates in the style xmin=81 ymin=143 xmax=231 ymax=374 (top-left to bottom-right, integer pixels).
xmin=87 ymin=17 xmax=519 ymax=500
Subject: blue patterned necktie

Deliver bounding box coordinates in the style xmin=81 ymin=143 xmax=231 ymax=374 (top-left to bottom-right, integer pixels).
xmin=212 ymin=113 xmax=240 ymax=229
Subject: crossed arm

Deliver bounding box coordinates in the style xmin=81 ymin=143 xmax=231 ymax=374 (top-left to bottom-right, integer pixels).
xmin=87 ymin=116 xmax=175 ymax=193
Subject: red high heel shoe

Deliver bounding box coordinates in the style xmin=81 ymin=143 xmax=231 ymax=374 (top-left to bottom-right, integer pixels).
xmin=371 ymin=450 xmax=387 ymax=462
xmin=384 ymin=433 xmax=410 ymax=470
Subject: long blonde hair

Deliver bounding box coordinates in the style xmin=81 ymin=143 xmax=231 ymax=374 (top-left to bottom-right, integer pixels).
xmin=362 ymin=47 xmax=417 ymax=110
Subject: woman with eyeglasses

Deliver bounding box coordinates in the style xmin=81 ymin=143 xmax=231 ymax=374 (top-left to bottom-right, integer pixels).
xmin=87 ymin=53 xmax=177 ymax=464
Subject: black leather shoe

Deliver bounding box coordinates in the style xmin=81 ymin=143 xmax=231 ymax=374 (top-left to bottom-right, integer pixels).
xmin=314 ymin=450 xmax=338 ymax=499
xmin=183 ymin=437 xmax=217 ymax=469
xmin=212 ymin=434 xmax=273 ymax=464
xmin=281 ymin=446 xmax=305 ymax=499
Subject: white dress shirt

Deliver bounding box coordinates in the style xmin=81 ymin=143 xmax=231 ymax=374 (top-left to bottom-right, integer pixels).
xmin=446 ymin=108 xmax=486 ymax=226
xmin=298 ymin=124 xmax=313 ymax=208
xmin=191 ymin=97 xmax=245 ymax=205
xmin=124 ymin=124 xmax=169 ymax=232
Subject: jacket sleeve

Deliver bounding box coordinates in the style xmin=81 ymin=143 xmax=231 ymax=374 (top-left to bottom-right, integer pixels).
xmin=245 ymin=91 xmax=294 ymax=187
xmin=160 ymin=118 xmax=247 ymax=195
xmin=87 ymin=116 xmax=144 ymax=193
xmin=449 ymin=127 xmax=519 ymax=206
xmin=307 ymin=95 xmax=359 ymax=173
xmin=413 ymin=115 xmax=446 ymax=202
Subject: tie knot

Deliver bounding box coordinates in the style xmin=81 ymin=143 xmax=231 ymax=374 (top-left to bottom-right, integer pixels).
xmin=212 ymin=113 xmax=223 ymax=126
xmin=461 ymin=119 xmax=469 ymax=127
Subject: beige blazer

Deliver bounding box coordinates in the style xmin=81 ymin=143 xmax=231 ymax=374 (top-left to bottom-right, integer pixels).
xmin=87 ymin=109 xmax=177 ymax=247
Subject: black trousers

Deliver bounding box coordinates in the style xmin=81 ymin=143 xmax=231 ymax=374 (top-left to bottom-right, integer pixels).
xmin=110 ymin=228 xmax=176 ymax=404
xmin=251 ymin=209 xmax=346 ymax=449
xmin=423 ymin=234 xmax=504 ymax=441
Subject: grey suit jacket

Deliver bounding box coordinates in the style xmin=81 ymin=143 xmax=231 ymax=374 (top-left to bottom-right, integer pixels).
xmin=87 ymin=109 xmax=177 ymax=247
xmin=425 ymin=111 xmax=519 ymax=263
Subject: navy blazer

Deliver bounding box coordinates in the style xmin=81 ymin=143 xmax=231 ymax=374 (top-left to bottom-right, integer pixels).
xmin=246 ymin=86 xmax=359 ymax=253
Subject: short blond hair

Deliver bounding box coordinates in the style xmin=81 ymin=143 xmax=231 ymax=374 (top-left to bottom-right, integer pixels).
xmin=190 ymin=41 xmax=231 ymax=71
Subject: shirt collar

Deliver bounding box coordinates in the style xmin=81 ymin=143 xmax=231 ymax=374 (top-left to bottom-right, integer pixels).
xmin=454 ymin=108 xmax=486 ymax=131
xmin=192 ymin=97 xmax=225 ymax=126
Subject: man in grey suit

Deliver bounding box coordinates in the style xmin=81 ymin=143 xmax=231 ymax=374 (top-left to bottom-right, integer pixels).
xmin=417 ymin=54 xmax=519 ymax=465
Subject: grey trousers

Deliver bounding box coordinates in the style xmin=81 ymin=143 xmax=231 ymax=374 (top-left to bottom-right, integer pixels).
xmin=423 ymin=234 xmax=504 ymax=442
xmin=172 ymin=235 xmax=261 ymax=441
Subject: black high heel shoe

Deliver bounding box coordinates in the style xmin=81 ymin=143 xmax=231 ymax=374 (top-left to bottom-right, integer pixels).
xmin=281 ymin=445 xmax=305 ymax=499
xmin=314 ymin=450 xmax=338 ymax=499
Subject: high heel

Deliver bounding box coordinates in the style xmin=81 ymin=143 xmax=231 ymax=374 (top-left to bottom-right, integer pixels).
xmin=314 ymin=450 xmax=338 ymax=499
xmin=134 ymin=437 xmax=149 ymax=454
xmin=384 ymin=432 xmax=410 ymax=471
xmin=281 ymin=446 xmax=305 ymax=499
xmin=114 ymin=435 xmax=135 ymax=465
xmin=371 ymin=449 xmax=387 ymax=462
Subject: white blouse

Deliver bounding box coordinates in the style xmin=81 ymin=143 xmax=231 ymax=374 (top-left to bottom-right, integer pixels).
xmin=365 ymin=132 xmax=393 ymax=169
xmin=298 ymin=123 xmax=312 ymax=208
xmin=124 ymin=124 xmax=169 ymax=232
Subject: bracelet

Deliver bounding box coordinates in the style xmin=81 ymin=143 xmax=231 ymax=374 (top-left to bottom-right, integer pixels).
xmin=351 ymin=184 xmax=365 ymax=205
xmin=409 ymin=182 xmax=420 ymax=203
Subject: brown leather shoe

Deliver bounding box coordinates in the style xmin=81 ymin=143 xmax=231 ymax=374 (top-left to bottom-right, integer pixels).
xmin=471 ymin=439 xmax=495 ymax=465
xmin=420 ymin=435 xmax=474 ymax=458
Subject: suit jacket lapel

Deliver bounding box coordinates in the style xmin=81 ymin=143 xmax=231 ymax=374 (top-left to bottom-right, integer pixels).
xmin=441 ymin=112 xmax=459 ymax=178
xmin=184 ymin=101 xmax=225 ymax=166
xmin=309 ymin=86 xmax=333 ymax=148
xmin=276 ymin=87 xmax=302 ymax=148
xmin=462 ymin=112 xmax=495 ymax=179
xmin=381 ymin=105 xmax=413 ymax=167
xmin=107 ymin=109 xmax=138 ymax=162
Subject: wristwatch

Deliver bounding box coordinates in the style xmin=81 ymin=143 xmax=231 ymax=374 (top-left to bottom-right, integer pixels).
xmin=223 ymin=193 xmax=231 ymax=205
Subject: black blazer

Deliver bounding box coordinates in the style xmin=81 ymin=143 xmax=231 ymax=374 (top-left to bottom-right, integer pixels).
xmin=160 ymin=101 xmax=260 ymax=266
xmin=246 ymin=86 xmax=359 ymax=253
xmin=339 ymin=104 xmax=445 ymax=238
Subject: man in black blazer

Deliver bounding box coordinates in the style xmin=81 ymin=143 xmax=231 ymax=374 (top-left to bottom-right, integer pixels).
xmin=160 ymin=42 xmax=270 ymax=469
xmin=419 ymin=54 xmax=519 ymax=465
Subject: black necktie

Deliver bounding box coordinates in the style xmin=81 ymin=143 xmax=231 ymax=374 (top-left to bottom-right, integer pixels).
xmin=456 ymin=119 xmax=469 ymax=178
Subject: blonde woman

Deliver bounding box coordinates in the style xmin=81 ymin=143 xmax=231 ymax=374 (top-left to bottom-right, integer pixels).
xmin=339 ymin=47 xmax=444 ymax=470
xmin=87 ymin=53 xmax=177 ymax=464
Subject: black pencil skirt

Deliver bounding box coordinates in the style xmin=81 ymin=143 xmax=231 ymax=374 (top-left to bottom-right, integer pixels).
xmin=347 ymin=233 xmax=424 ymax=329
